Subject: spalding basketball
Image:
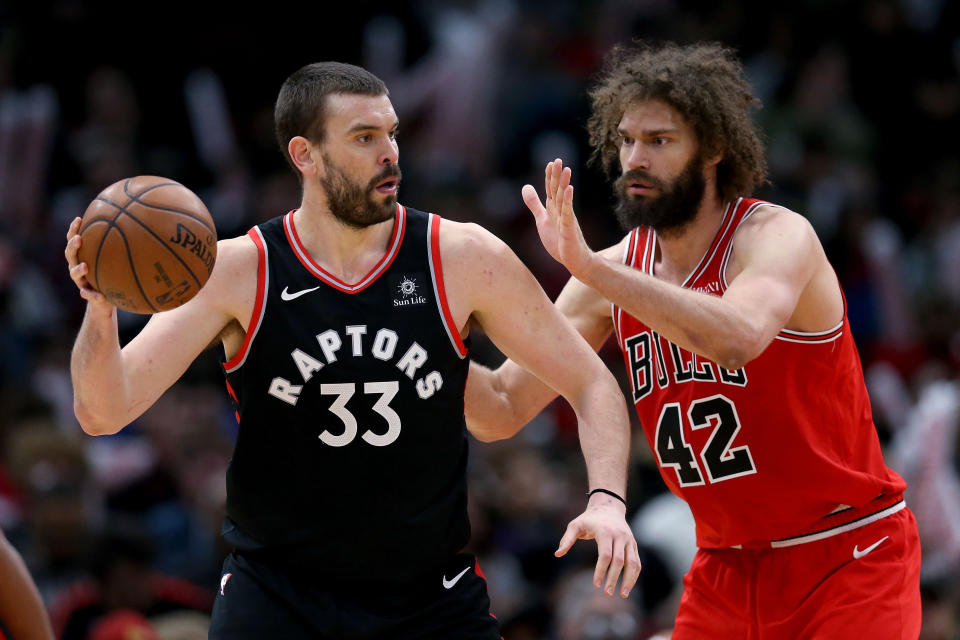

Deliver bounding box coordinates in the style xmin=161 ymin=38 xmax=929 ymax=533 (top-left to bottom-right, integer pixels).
xmin=77 ymin=176 xmax=217 ymax=314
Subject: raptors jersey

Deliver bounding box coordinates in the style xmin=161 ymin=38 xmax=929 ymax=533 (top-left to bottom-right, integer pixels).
xmin=613 ymin=198 xmax=906 ymax=548
xmin=220 ymin=204 xmax=471 ymax=584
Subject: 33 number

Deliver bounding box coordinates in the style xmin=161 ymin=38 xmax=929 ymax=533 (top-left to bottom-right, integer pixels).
xmin=319 ymin=381 xmax=401 ymax=447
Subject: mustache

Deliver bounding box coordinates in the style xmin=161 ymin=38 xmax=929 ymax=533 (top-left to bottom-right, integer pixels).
xmin=614 ymin=169 xmax=666 ymax=192
xmin=368 ymin=164 xmax=403 ymax=189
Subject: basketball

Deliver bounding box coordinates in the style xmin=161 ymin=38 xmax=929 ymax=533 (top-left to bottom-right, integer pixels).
xmin=76 ymin=176 xmax=217 ymax=314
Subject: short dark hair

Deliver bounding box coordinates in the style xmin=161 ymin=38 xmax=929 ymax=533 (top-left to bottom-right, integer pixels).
xmin=587 ymin=41 xmax=768 ymax=201
xmin=274 ymin=62 xmax=389 ymax=178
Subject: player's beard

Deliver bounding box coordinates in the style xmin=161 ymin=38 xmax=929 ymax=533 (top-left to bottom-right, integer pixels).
xmin=319 ymin=153 xmax=402 ymax=229
xmin=612 ymin=150 xmax=706 ymax=237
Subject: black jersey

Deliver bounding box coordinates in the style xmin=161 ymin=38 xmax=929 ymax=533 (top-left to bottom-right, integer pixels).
xmin=221 ymin=204 xmax=471 ymax=585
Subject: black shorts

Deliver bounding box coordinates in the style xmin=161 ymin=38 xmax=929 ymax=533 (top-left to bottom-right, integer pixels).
xmin=208 ymin=551 xmax=501 ymax=639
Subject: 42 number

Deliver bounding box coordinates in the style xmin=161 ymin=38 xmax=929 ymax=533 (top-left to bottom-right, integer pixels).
xmin=655 ymin=394 xmax=757 ymax=486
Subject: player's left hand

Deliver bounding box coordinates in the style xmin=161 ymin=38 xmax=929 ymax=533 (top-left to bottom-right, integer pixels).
xmin=556 ymin=494 xmax=641 ymax=598
xmin=522 ymin=159 xmax=595 ymax=278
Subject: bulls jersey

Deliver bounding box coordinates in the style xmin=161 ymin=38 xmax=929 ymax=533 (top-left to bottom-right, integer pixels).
xmin=613 ymin=198 xmax=906 ymax=548
xmin=220 ymin=204 xmax=471 ymax=585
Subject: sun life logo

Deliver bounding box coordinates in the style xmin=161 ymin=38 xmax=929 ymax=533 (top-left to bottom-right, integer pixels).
xmin=399 ymin=276 xmax=417 ymax=297
xmin=393 ymin=275 xmax=427 ymax=307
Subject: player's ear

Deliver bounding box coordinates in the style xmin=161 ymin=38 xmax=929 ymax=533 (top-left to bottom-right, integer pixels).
xmin=289 ymin=136 xmax=319 ymax=179
xmin=704 ymin=143 xmax=724 ymax=169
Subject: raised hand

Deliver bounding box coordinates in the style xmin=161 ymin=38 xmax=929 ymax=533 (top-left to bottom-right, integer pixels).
xmin=555 ymin=497 xmax=642 ymax=598
xmin=521 ymin=159 xmax=595 ymax=277
xmin=65 ymin=216 xmax=112 ymax=312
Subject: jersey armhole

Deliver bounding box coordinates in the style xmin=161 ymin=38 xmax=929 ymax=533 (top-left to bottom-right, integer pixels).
xmin=612 ymin=230 xmax=638 ymax=344
xmin=427 ymin=214 xmax=468 ymax=359
xmin=223 ymin=227 xmax=269 ymax=373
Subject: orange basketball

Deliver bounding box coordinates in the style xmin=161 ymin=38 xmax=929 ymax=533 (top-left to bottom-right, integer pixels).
xmin=76 ymin=176 xmax=217 ymax=314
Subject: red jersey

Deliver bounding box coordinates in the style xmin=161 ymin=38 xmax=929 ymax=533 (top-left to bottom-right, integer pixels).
xmin=613 ymin=198 xmax=906 ymax=548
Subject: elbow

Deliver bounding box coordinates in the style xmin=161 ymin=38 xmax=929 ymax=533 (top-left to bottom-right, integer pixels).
xmin=715 ymin=337 xmax=766 ymax=372
xmin=73 ymin=402 xmax=123 ymax=436
xmin=466 ymin=416 xmax=522 ymax=443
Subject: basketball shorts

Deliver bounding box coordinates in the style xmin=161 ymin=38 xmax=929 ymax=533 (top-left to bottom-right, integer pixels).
xmin=672 ymin=505 xmax=921 ymax=639
xmin=208 ymin=551 xmax=500 ymax=639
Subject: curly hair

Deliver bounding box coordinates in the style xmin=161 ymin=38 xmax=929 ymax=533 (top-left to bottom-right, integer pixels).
xmin=587 ymin=41 xmax=768 ymax=201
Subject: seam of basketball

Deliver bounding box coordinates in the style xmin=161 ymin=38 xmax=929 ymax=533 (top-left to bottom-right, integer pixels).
xmin=103 ymin=222 xmax=160 ymax=313
xmin=94 ymin=196 xmax=205 ymax=291
xmin=124 ymin=179 xmax=216 ymax=234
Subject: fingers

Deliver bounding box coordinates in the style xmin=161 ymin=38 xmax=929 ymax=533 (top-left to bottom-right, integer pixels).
xmin=593 ymin=534 xmax=613 ymax=591
xmin=521 ymin=184 xmax=546 ymax=221
xmin=555 ymin=520 xmax=582 ymax=558
xmin=561 ymin=185 xmax=575 ymax=224
xmin=65 ymin=218 xmax=108 ymax=306
xmin=65 ymin=234 xmax=81 ymax=267
xmin=603 ymin=540 xmax=625 ymax=596
xmin=554 ymin=165 xmax=570 ymax=206
xmin=619 ymin=539 xmax=642 ymax=598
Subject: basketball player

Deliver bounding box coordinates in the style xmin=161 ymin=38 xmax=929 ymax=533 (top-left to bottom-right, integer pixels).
xmin=65 ymin=62 xmax=641 ymax=639
xmin=0 ymin=530 xmax=55 ymax=640
xmin=466 ymin=42 xmax=922 ymax=638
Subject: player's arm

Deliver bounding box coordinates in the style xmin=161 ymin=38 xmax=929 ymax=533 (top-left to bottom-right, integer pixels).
xmin=465 ymin=238 xmax=624 ymax=442
xmin=66 ymin=218 xmax=256 ymax=435
xmin=0 ymin=530 xmax=54 ymax=640
xmin=529 ymin=160 xmax=827 ymax=369
xmin=442 ymin=221 xmax=640 ymax=598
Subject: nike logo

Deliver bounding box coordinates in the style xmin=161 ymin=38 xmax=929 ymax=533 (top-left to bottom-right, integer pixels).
xmin=220 ymin=572 xmax=232 ymax=595
xmin=853 ymin=536 xmax=888 ymax=559
xmin=281 ymin=286 xmax=320 ymax=301
xmin=442 ymin=566 xmax=471 ymax=589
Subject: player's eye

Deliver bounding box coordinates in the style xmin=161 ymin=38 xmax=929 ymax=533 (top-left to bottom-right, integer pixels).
xmin=389 ymin=129 xmax=399 ymax=141
xmin=357 ymin=134 xmax=371 ymax=143
xmin=653 ymin=137 xmax=668 ymax=146
xmin=620 ymin=136 xmax=634 ymax=146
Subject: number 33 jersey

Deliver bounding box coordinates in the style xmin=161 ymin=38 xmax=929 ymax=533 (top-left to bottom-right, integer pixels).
xmin=221 ymin=204 xmax=471 ymax=584
xmin=613 ymin=198 xmax=906 ymax=548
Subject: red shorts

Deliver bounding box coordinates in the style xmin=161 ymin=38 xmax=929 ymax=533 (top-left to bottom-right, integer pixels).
xmin=672 ymin=505 xmax=921 ymax=639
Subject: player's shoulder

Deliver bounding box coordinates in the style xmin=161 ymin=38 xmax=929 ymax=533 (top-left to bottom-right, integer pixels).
xmin=435 ymin=218 xmax=513 ymax=261
xmin=204 ymin=234 xmax=259 ymax=292
xmin=734 ymin=202 xmax=819 ymax=249
xmin=216 ymin=233 xmax=259 ymax=265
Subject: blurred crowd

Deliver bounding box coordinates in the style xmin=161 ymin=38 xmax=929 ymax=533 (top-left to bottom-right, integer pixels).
xmin=0 ymin=0 xmax=958 ymax=638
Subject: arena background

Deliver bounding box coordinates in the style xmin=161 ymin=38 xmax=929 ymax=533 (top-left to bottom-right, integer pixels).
xmin=0 ymin=1 xmax=958 ymax=638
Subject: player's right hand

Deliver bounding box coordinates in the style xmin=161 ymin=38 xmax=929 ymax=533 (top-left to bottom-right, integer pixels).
xmin=522 ymin=158 xmax=595 ymax=278
xmin=65 ymin=217 xmax=112 ymax=311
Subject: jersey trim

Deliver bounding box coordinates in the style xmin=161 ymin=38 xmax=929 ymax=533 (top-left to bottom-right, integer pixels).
xmin=641 ymin=226 xmax=656 ymax=274
xmin=719 ymin=200 xmax=782 ymax=291
xmin=774 ymin=322 xmax=844 ymax=344
xmin=223 ymin=227 xmax=269 ymax=373
xmin=681 ymin=199 xmax=735 ymax=287
xmin=613 ymin=230 xmax=639 ymax=344
xmin=427 ymin=214 xmax=467 ymax=358
xmin=768 ymin=500 xmax=906 ymax=548
xmin=283 ymin=204 xmax=407 ymax=294
xmin=647 ymin=200 xmax=734 ymax=285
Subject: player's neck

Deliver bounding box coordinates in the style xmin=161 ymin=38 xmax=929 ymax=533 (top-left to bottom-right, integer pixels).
xmin=292 ymin=196 xmax=397 ymax=284
xmin=653 ymin=190 xmax=727 ymax=286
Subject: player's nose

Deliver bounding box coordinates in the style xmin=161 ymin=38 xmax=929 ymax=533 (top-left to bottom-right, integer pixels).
xmin=378 ymin=138 xmax=398 ymax=166
xmin=624 ymin=145 xmax=650 ymax=171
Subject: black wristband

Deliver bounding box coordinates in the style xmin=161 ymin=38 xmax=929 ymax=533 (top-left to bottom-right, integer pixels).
xmin=587 ymin=488 xmax=627 ymax=506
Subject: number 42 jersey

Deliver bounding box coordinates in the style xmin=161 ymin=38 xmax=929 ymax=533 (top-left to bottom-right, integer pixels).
xmin=613 ymin=198 xmax=906 ymax=548
xmin=221 ymin=204 xmax=471 ymax=584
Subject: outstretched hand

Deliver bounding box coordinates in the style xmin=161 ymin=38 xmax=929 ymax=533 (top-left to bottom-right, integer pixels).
xmin=522 ymin=159 xmax=595 ymax=278
xmin=556 ymin=497 xmax=642 ymax=598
